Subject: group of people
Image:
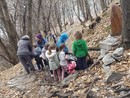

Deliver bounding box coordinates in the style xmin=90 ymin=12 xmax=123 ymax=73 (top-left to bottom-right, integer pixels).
xmin=17 ymin=30 xmax=90 ymax=81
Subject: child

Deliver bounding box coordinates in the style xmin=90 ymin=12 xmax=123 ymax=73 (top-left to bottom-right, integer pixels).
xmin=59 ymin=44 xmax=68 ymax=80
xmin=41 ymin=43 xmax=53 ymax=76
xmin=57 ymin=33 xmax=69 ymax=53
xmin=72 ymin=31 xmax=89 ymax=70
xmin=33 ymin=43 xmax=44 ymax=70
xmin=40 ymin=43 xmax=50 ymax=66
xmin=46 ymin=44 xmax=61 ymax=81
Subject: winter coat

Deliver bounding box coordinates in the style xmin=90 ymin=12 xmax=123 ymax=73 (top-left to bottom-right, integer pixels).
xmin=40 ymin=47 xmax=47 ymax=59
xmin=46 ymin=50 xmax=60 ymax=70
xmin=46 ymin=34 xmax=57 ymax=44
xmin=57 ymin=33 xmax=68 ymax=53
xmin=37 ymin=38 xmax=47 ymax=49
xmin=59 ymin=51 xmax=67 ymax=66
xmin=17 ymin=35 xmax=33 ymax=56
xmin=72 ymin=39 xmax=88 ymax=57
xmin=34 ymin=47 xmax=41 ymax=56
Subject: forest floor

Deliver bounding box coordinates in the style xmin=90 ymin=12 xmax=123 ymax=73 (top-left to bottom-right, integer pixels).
xmin=2 ymin=0 xmax=130 ymax=98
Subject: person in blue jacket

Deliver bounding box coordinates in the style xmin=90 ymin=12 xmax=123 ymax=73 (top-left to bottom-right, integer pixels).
xmin=57 ymin=32 xmax=68 ymax=53
xmin=35 ymin=33 xmax=47 ymax=49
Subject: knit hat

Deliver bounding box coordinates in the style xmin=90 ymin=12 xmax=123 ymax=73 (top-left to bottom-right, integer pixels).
xmin=60 ymin=32 xmax=68 ymax=42
xmin=36 ymin=34 xmax=43 ymax=40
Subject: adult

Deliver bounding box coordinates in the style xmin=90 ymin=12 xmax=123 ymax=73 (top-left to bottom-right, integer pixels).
xmin=57 ymin=32 xmax=69 ymax=53
xmin=46 ymin=30 xmax=57 ymax=44
xmin=44 ymin=30 xmax=47 ymax=37
xmin=35 ymin=33 xmax=47 ymax=49
xmin=17 ymin=35 xmax=35 ymax=74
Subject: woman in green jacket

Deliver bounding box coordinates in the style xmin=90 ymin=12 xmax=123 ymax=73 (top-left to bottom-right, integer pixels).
xmin=72 ymin=31 xmax=88 ymax=70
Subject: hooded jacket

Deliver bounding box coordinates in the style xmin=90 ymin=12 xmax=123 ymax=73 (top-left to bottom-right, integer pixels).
xmin=72 ymin=39 xmax=88 ymax=57
xmin=57 ymin=33 xmax=68 ymax=53
xmin=46 ymin=50 xmax=60 ymax=70
xmin=17 ymin=35 xmax=33 ymax=56
xmin=59 ymin=51 xmax=67 ymax=66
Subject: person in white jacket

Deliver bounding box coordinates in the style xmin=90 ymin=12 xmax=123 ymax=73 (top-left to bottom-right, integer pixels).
xmin=46 ymin=44 xmax=61 ymax=81
xmin=59 ymin=44 xmax=68 ymax=80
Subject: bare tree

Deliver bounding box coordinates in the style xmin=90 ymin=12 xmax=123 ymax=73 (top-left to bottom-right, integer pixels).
xmin=121 ymin=0 xmax=130 ymax=49
xmin=100 ymin=0 xmax=107 ymax=11
xmin=27 ymin=0 xmax=33 ymax=43
xmin=0 ymin=0 xmax=19 ymax=65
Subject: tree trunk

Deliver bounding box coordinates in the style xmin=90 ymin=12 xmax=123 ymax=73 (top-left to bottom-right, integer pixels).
xmin=100 ymin=0 xmax=107 ymax=11
xmin=121 ymin=0 xmax=130 ymax=49
xmin=54 ymin=3 xmax=62 ymax=32
xmin=72 ymin=0 xmax=85 ymax=26
xmin=92 ymin=0 xmax=98 ymax=17
xmin=23 ymin=4 xmax=27 ymax=35
xmin=84 ymin=0 xmax=93 ymax=21
xmin=27 ymin=0 xmax=33 ymax=44
xmin=0 ymin=0 xmax=19 ymax=65
xmin=0 ymin=38 xmax=14 ymax=64
xmin=36 ymin=0 xmax=42 ymax=32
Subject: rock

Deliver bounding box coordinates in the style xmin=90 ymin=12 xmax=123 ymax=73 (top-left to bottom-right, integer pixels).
xmin=98 ymin=49 xmax=108 ymax=59
xmin=99 ymin=34 xmax=119 ymax=50
xmin=102 ymin=53 xmax=115 ymax=66
xmin=118 ymin=91 xmax=130 ymax=98
xmin=106 ymin=72 xmax=126 ymax=83
xmin=112 ymin=47 xmax=124 ymax=56
xmin=7 ymin=73 xmax=36 ymax=90
xmin=120 ymin=91 xmax=125 ymax=96
xmin=62 ymin=73 xmax=78 ymax=85
xmin=102 ymin=64 xmax=112 ymax=75
xmin=112 ymin=47 xmax=124 ymax=61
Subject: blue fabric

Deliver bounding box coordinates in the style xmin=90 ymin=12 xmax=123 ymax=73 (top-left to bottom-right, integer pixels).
xmin=37 ymin=38 xmax=47 ymax=49
xmin=57 ymin=33 xmax=69 ymax=53
xmin=34 ymin=47 xmax=42 ymax=56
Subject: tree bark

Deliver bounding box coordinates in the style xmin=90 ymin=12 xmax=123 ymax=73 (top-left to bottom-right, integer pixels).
xmin=84 ymin=0 xmax=93 ymax=21
xmin=0 ymin=0 xmax=19 ymax=65
xmin=27 ymin=0 xmax=33 ymax=44
xmin=121 ymin=0 xmax=130 ymax=49
xmin=100 ymin=0 xmax=107 ymax=11
xmin=36 ymin=0 xmax=42 ymax=32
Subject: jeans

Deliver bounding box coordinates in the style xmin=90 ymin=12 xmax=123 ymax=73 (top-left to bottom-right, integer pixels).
xmin=76 ymin=56 xmax=88 ymax=70
xmin=34 ymin=55 xmax=44 ymax=70
xmin=18 ymin=55 xmax=35 ymax=74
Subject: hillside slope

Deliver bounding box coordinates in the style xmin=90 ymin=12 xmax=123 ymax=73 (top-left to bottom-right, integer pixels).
xmin=2 ymin=0 xmax=130 ymax=98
